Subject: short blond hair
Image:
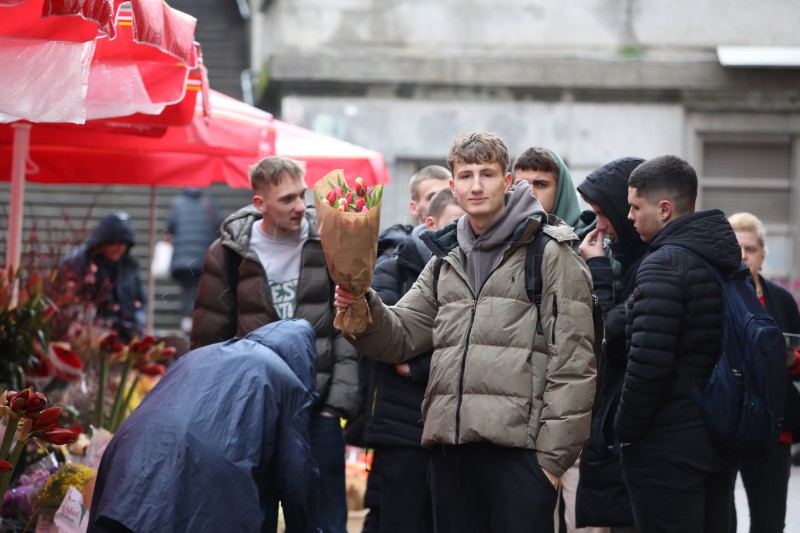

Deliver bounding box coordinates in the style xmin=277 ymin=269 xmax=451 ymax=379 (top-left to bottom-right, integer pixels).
xmin=248 ymin=156 xmax=305 ymax=192
xmin=728 ymin=211 xmax=767 ymax=252
xmin=409 ymin=165 xmax=451 ymax=201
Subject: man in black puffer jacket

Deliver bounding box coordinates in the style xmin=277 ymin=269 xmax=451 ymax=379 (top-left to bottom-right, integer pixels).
xmin=361 ymin=188 xmax=463 ymax=533
xmin=614 ymin=155 xmax=740 ymax=533
xmin=573 ymin=157 xmax=647 ymax=531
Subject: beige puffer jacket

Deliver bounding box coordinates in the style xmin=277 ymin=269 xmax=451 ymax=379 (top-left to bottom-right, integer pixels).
xmin=350 ymin=217 xmax=596 ymax=476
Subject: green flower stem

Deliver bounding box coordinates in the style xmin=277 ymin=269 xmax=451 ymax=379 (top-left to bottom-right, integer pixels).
xmin=113 ymin=373 xmax=140 ymax=433
xmin=0 ymin=418 xmax=30 ymax=503
xmin=0 ymin=412 xmax=19 ymax=461
xmin=108 ymin=358 xmax=134 ymax=433
xmin=93 ymin=355 xmax=110 ymax=430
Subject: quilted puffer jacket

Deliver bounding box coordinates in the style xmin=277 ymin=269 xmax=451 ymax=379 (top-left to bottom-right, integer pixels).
xmin=349 ymin=214 xmax=597 ymax=477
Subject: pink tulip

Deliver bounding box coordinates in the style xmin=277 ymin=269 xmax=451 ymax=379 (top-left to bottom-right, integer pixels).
xmin=355 ymin=177 xmax=367 ymax=197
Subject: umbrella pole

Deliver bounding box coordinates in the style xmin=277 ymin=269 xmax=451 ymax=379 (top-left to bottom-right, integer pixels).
xmin=146 ymin=185 xmax=157 ymax=333
xmin=6 ymin=123 xmax=31 ymax=276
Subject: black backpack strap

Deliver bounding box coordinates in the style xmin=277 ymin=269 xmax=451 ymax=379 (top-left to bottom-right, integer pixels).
xmin=525 ymin=229 xmax=552 ymax=335
xmin=432 ymin=257 xmax=443 ymax=301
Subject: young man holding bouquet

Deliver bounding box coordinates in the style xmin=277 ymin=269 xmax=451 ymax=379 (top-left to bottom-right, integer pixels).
xmin=192 ymin=156 xmax=360 ymax=533
xmin=335 ymin=131 xmax=597 ymax=532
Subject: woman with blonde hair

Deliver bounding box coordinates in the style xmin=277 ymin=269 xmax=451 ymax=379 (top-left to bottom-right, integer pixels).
xmin=728 ymin=211 xmax=800 ymax=533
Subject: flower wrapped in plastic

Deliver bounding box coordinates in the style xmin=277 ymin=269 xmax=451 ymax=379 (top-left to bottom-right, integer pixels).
xmin=314 ymin=170 xmax=383 ymax=334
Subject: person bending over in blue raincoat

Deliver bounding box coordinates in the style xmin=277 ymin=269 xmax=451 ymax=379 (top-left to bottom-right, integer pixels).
xmin=88 ymin=319 xmax=320 ymax=533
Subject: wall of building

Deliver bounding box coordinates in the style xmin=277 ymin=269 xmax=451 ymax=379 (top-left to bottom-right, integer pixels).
xmin=252 ymin=0 xmax=800 ymax=287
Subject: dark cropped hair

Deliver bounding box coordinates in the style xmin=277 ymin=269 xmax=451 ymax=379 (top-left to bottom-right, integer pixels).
xmin=628 ymin=155 xmax=697 ymax=214
xmin=447 ymin=132 xmax=509 ymax=175
xmin=512 ymin=147 xmax=558 ymax=176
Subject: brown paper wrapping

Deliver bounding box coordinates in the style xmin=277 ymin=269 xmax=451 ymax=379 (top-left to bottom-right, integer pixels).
xmin=314 ymin=169 xmax=382 ymax=334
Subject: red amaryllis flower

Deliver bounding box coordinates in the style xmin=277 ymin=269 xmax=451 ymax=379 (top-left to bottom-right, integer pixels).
xmin=98 ymin=332 xmax=120 ymax=352
xmin=138 ymin=363 xmax=167 ymax=377
xmin=23 ymin=392 xmax=47 ymax=413
xmin=130 ymin=335 xmax=158 ymax=354
xmin=36 ymin=428 xmax=77 ymax=445
xmin=0 ymin=460 xmax=12 ymax=472
xmin=8 ymin=387 xmax=32 ymax=411
xmin=32 ymin=406 xmax=63 ymax=430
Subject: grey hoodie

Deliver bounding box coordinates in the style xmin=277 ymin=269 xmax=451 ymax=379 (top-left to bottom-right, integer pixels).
xmin=457 ymin=180 xmax=546 ymax=292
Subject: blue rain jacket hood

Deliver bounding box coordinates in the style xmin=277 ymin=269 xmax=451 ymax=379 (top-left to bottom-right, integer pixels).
xmin=88 ymin=319 xmax=320 ymax=533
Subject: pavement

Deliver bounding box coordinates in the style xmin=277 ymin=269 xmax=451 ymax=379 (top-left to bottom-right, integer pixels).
xmin=346 ymin=460 xmax=800 ymax=532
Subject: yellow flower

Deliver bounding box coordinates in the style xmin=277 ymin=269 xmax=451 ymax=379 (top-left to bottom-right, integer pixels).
xmin=35 ymin=464 xmax=96 ymax=520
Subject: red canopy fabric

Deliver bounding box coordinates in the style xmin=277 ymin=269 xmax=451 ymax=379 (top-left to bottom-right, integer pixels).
xmin=0 ymin=0 xmax=200 ymax=124
xmin=272 ymin=119 xmax=391 ymax=187
xmin=0 ymin=90 xmax=274 ymax=188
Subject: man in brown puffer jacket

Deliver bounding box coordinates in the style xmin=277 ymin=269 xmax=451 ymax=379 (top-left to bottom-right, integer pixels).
xmin=192 ymin=156 xmax=359 ymax=533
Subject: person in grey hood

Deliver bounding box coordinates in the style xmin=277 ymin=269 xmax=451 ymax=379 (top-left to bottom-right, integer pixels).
xmin=335 ymin=131 xmax=596 ymax=533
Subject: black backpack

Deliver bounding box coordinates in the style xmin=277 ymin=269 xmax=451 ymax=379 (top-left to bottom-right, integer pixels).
xmin=432 ymin=225 xmax=605 ymax=361
xmin=663 ymin=245 xmax=788 ymax=457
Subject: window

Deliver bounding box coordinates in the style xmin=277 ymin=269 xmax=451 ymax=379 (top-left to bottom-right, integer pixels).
xmin=700 ymin=136 xmax=796 ymax=282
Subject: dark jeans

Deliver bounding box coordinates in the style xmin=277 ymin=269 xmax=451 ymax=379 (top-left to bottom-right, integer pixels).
xmin=172 ymin=269 xmax=199 ymax=319
xmin=620 ymin=429 xmax=737 ymax=533
xmin=309 ymin=412 xmax=348 ymax=533
xmin=362 ymin=446 xmax=433 ymax=533
xmin=429 ymin=442 xmax=558 ymax=533
xmin=735 ymin=441 xmax=791 ymax=533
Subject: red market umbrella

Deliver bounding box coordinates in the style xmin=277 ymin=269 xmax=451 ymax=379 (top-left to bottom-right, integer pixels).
xmin=0 ymin=89 xmax=276 ymax=328
xmin=0 ymin=0 xmax=200 ymax=123
xmin=0 ymin=89 xmax=275 ymax=188
xmin=0 ymin=0 xmax=203 ymax=275
xmin=272 ymin=119 xmax=391 ymax=187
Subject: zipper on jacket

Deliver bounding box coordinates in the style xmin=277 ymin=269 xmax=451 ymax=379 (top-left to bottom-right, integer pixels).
xmin=551 ymin=295 xmax=558 ymax=345
xmin=455 ymin=297 xmax=478 ymax=444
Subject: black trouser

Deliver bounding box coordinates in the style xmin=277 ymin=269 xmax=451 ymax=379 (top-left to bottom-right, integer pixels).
xmin=172 ymin=269 xmax=199 ymax=319
xmin=362 ymin=446 xmax=433 ymax=533
xmin=735 ymin=441 xmax=791 ymax=533
xmin=429 ymin=442 xmax=558 ymax=533
xmin=620 ymin=429 xmax=737 ymax=533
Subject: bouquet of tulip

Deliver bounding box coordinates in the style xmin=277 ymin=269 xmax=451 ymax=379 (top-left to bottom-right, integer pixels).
xmin=0 ymin=387 xmax=77 ymax=506
xmin=314 ymin=170 xmax=383 ymax=334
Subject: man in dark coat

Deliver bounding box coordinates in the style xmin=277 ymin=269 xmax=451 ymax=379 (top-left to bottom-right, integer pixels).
xmin=88 ymin=319 xmax=320 ymax=533
xmin=573 ymin=157 xmax=646 ymax=530
xmin=361 ymin=188 xmax=462 ymax=533
xmin=166 ymin=188 xmax=222 ymax=334
xmin=59 ymin=211 xmax=146 ymax=342
xmin=614 ymin=155 xmax=740 ymax=532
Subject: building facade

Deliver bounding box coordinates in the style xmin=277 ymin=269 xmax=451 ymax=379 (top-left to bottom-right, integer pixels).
xmin=249 ymin=0 xmax=800 ymax=288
